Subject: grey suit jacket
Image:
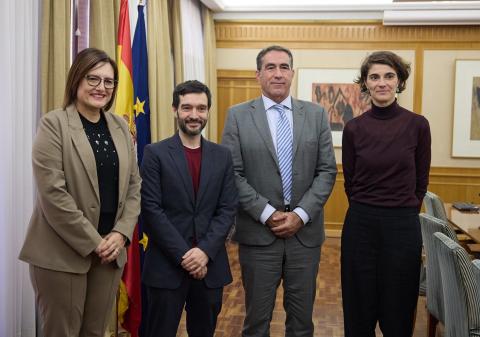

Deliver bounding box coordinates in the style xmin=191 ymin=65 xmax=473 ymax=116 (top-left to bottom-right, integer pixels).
xmin=222 ymin=97 xmax=337 ymax=247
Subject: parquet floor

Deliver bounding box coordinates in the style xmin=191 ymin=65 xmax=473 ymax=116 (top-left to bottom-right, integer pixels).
xmin=177 ymin=237 xmax=445 ymax=337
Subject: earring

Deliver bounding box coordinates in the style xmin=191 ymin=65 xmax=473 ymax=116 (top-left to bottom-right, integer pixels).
xmin=396 ymin=87 xmax=400 ymax=93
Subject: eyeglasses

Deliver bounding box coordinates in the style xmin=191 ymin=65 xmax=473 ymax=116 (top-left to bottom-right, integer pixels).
xmin=85 ymin=75 xmax=117 ymax=89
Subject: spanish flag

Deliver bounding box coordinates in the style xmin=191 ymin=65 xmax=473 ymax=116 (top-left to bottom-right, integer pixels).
xmin=115 ymin=1 xmax=141 ymax=337
xmin=115 ymin=0 xmax=135 ymax=136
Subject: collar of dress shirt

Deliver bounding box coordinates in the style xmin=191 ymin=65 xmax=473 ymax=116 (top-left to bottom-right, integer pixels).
xmin=262 ymin=95 xmax=292 ymax=112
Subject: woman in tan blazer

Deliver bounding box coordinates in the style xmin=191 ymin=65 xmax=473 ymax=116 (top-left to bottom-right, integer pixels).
xmin=19 ymin=48 xmax=141 ymax=337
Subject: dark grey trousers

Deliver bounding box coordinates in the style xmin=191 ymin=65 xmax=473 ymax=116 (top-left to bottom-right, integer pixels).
xmin=239 ymin=237 xmax=321 ymax=337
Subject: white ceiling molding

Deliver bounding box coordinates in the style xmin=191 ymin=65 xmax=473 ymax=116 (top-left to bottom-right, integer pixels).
xmin=200 ymin=0 xmax=225 ymax=11
xmin=208 ymin=1 xmax=480 ymax=25
xmin=383 ymin=9 xmax=480 ymax=25
xmin=213 ymin=11 xmax=383 ymax=20
xmin=215 ymin=4 xmax=392 ymax=13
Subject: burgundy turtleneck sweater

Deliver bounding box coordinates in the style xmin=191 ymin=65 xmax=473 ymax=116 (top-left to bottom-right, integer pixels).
xmin=342 ymin=100 xmax=431 ymax=208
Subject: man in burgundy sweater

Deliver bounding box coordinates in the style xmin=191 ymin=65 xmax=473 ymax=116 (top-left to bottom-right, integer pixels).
xmin=140 ymin=80 xmax=238 ymax=337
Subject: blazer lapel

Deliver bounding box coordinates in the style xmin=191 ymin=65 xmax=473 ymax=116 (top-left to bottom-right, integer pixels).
xmin=195 ymin=138 xmax=212 ymax=207
xmin=67 ymin=105 xmax=100 ymax=202
xmin=105 ymin=112 xmax=128 ymax=202
xmin=250 ymin=98 xmax=279 ymax=166
xmin=169 ymin=133 xmax=195 ymax=206
xmin=292 ymin=98 xmax=306 ymax=159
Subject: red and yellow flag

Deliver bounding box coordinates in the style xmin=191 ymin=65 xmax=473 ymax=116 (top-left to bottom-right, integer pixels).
xmin=115 ymin=1 xmax=141 ymax=337
xmin=115 ymin=0 xmax=135 ymax=137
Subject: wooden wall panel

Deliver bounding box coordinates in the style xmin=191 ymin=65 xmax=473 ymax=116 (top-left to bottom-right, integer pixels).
xmin=217 ymin=69 xmax=480 ymax=237
xmin=428 ymin=167 xmax=480 ymax=204
xmin=323 ymin=170 xmax=348 ymax=237
xmin=215 ymin=21 xmax=480 ymax=49
xmin=217 ymin=70 xmax=260 ymax=141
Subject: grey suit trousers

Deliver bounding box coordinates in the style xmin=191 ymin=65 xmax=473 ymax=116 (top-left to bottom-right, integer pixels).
xmin=239 ymin=237 xmax=321 ymax=337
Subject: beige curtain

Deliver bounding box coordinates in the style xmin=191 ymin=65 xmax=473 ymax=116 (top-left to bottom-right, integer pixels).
xmin=41 ymin=0 xmax=71 ymax=114
xmin=171 ymin=0 xmax=183 ymax=85
xmin=89 ymin=0 xmax=120 ymax=61
xmin=148 ymin=0 xmax=175 ymax=142
xmin=202 ymin=5 xmax=218 ymax=142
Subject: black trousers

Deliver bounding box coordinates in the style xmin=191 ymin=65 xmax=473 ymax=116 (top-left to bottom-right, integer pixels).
xmin=341 ymin=202 xmax=422 ymax=337
xmin=145 ymin=278 xmax=223 ymax=337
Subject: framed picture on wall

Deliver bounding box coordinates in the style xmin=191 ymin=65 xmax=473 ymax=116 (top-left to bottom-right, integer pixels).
xmin=297 ymin=68 xmax=370 ymax=147
xmin=452 ymin=60 xmax=480 ymax=158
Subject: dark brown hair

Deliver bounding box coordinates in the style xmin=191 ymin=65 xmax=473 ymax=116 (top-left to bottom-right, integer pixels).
xmin=256 ymin=45 xmax=293 ymax=71
xmin=172 ymin=80 xmax=212 ymax=109
xmin=355 ymin=51 xmax=411 ymax=94
xmin=63 ymin=48 xmax=118 ymax=111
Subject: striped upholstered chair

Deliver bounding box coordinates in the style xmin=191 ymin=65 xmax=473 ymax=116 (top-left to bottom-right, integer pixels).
xmin=419 ymin=196 xmax=436 ymax=295
xmin=423 ymin=192 xmax=435 ymax=217
xmin=433 ymin=232 xmax=480 ymax=337
xmin=425 ymin=191 xmax=448 ymax=221
xmin=419 ymin=213 xmax=459 ymax=337
xmin=424 ymin=191 xmax=473 ymax=243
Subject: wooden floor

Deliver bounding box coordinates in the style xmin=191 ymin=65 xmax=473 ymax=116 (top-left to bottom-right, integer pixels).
xmin=177 ymin=237 xmax=445 ymax=337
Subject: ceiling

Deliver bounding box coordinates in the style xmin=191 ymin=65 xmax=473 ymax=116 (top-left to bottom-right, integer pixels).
xmin=199 ymin=0 xmax=480 ymax=25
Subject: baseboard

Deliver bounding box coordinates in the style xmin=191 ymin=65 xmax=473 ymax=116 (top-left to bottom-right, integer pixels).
xmin=325 ymin=229 xmax=342 ymax=238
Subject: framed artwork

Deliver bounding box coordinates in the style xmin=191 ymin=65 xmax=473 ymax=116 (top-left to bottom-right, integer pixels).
xmin=452 ymin=60 xmax=480 ymax=157
xmin=297 ymin=68 xmax=370 ymax=147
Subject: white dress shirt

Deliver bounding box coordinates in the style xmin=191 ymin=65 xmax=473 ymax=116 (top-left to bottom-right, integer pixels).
xmin=259 ymin=95 xmax=310 ymax=226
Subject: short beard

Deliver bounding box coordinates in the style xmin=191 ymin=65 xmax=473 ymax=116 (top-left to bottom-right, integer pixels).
xmin=178 ymin=117 xmax=206 ymax=136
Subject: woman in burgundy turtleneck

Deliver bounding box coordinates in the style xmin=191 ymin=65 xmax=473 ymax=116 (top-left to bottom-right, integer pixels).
xmin=341 ymin=51 xmax=431 ymax=337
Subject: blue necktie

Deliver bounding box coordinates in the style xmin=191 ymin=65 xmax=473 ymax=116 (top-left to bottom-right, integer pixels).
xmin=274 ymin=104 xmax=293 ymax=203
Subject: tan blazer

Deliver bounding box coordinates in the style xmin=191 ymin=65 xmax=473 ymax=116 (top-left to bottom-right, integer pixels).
xmin=19 ymin=105 xmax=141 ymax=273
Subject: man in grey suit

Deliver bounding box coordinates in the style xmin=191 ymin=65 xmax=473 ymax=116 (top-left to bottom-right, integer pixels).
xmin=222 ymin=45 xmax=337 ymax=337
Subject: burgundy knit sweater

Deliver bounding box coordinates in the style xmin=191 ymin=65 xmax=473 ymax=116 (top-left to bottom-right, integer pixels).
xmin=342 ymin=100 xmax=431 ymax=208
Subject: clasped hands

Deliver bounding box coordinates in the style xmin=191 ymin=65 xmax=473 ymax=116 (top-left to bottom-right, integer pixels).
xmin=266 ymin=210 xmax=303 ymax=238
xmin=181 ymin=247 xmax=209 ymax=280
xmin=95 ymin=231 xmax=126 ymax=264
